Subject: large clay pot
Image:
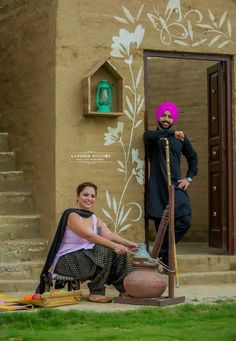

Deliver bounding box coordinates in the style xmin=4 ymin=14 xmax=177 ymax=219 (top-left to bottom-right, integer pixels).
xmin=124 ymin=265 xmax=167 ymax=298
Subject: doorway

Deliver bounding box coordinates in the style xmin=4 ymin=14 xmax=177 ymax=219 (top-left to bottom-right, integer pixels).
xmin=144 ymin=51 xmax=234 ymax=255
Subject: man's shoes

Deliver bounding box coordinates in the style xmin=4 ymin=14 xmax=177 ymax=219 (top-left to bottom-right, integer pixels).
xmin=88 ymin=294 xmax=113 ymax=303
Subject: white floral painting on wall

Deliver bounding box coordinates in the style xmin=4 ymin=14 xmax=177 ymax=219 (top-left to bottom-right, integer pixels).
xmin=102 ymin=1 xmax=232 ymax=234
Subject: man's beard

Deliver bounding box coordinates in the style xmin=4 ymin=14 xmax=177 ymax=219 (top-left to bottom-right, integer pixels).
xmin=158 ymin=121 xmax=173 ymax=130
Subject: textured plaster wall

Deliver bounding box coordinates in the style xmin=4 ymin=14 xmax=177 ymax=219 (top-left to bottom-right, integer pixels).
xmin=55 ymin=0 xmax=145 ymax=241
xmin=0 ymin=0 xmax=235 ymax=250
xmin=55 ymin=0 xmax=236 ymax=246
xmin=0 ymin=0 xmax=56 ymax=238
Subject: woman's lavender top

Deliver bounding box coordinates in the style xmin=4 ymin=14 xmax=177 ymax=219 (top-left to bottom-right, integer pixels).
xmin=51 ymin=214 xmax=98 ymax=278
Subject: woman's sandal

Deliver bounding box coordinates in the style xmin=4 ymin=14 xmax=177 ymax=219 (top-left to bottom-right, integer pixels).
xmin=119 ymin=291 xmax=129 ymax=297
xmin=88 ymin=294 xmax=113 ymax=303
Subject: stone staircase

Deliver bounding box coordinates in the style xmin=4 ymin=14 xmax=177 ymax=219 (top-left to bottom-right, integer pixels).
xmin=0 ymin=132 xmax=46 ymax=292
xmin=176 ymin=243 xmax=236 ymax=286
xmin=147 ymin=241 xmax=236 ymax=287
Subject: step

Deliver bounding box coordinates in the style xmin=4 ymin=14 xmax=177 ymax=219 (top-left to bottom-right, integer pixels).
xmin=0 ymin=260 xmax=44 ymax=280
xmin=0 ymin=171 xmax=24 ymax=191
xmin=178 ymin=271 xmax=236 ymax=285
xmin=0 ymin=214 xmax=40 ymax=239
xmin=230 ymin=257 xmax=236 ymax=270
xmin=0 ymin=152 xmax=15 ymax=171
xmin=0 ymin=279 xmax=39 ymax=292
xmin=0 ymin=132 xmax=9 ymax=152
xmin=0 ymin=238 xmax=47 ymax=261
xmin=2 ymin=272 xmax=236 ymax=293
xmin=176 ymin=255 xmax=236 ymax=273
xmin=0 ymin=191 xmax=34 ymax=214
xmin=182 ymin=230 xmax=208 ymax=243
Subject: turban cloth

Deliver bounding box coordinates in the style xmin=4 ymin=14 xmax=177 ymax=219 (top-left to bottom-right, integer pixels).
xmin=155 ymin=101 xmax=179 ymax=124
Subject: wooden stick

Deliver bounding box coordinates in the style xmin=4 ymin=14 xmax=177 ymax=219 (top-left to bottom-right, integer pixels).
xmin=173 ymin=243 xmax=179 ymax=287
xmin=161 ymin=137 xmax=180 ymax=288
xmin=168 ymin=185 xmax=175 ymax=298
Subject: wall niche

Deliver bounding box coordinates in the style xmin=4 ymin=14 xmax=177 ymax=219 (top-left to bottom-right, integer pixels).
xmin=82 ymin=58 xmax=124 ymax=117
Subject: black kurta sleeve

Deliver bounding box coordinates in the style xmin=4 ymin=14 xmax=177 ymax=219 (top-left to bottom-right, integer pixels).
xmin=182 ymin=137 xmax=198 ymax=178
xmin=143 ymin=129 xmax=175 ymax=146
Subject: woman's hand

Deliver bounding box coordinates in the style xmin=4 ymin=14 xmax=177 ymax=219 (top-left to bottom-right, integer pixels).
xmin=113 ymin=243 xmax=128 ymax=255
xmin=126 ymin=241 xmax=139 ymax=251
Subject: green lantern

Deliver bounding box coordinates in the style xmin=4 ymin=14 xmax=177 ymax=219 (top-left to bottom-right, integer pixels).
xmin=96 ymin=80 xmax=112 ymax=112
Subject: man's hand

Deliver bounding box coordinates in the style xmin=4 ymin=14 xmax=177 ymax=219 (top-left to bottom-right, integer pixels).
xmin=178 ymin=178 xmax=190 ymax=190
xmin=175 ymin=131 xmax=185 ymax=141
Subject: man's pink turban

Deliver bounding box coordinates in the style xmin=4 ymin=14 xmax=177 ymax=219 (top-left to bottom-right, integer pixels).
xmin=155 ymin=101 xmax=179 ymax=124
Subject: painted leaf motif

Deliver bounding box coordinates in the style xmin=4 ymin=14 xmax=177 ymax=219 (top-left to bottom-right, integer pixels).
xmin=113 ymin=16 xmax=129 ymax=24
xmin=137 ymin=4 xmax=144 ymax=20
xmin=137 ymin=98 xmax=144 ymax=114
xmin=192 ymin=39 xmax=207 ymax=47
xmin=217 ymin=40 xmax=230 ymax=49
xmin=208 ymin=9 xmax=216 ymax=26
xmin=118 ymin=224 xmax=132 ymax=233
xmin=102 ymin=209 xmax=113 ymax=220
xmin=118 ymin=205 xmax=125 ymax=225
xmin=134 ymin=120 xmax=143 ymax=128
xmin=122 ymin=5 xmax=135 ymax=23
xmin=117 ymin=168 xmax=125 ymax=173
xmin=105 ymin=190 xmax=112 ymax=209
xmin=126 ymin=96 xmax=134 ymax=114
xmin=196 ymin=24 xmax=213 ymax=29
xmin=120 ymin=206 xmax=132 ymax=225
xmin=208 ymin=34 xmax=221 ymax=47
xmin=113 ymin=197 xmax=117 ymax=214
xmin=124 ymin=109 xmax=133 ymax=121
xmin=137 ymin=94 xmax=141 ymax=106
xmin=136 ymin=66 xmax=143 ymax=88
xmin=219 ymin=11 xmax=227 ymax=28
xmin=227 ymin=19 xmax=232 ymax=38
xmin=188 ymin=20 xmax=193 ymax=41
xmin=117 ymin=160 xmax=125 ymax=169
xmin=125 ymin=85 xmax=134 ymax=94
xmin=173 ymin=40 xmax=189 ymax=46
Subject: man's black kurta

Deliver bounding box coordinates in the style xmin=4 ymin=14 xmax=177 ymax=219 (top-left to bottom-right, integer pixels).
xmin=143 ymin=129 xmax=198 ymax=219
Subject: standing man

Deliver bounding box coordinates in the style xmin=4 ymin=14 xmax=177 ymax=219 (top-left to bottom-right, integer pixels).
xmin=143 ymin=101 xmax=198 ymax=266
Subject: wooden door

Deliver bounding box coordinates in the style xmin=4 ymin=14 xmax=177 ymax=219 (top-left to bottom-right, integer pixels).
xmin=207 ymin=63 xmax=227 ymax=249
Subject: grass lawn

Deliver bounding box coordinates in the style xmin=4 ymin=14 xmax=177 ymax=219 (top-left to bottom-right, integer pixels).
xmin=0 ymin=301 xmax=236 ymax=341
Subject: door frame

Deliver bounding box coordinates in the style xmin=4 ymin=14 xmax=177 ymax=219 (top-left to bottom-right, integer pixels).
xmin=143 ymin=50 xmax=234 ymax=255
